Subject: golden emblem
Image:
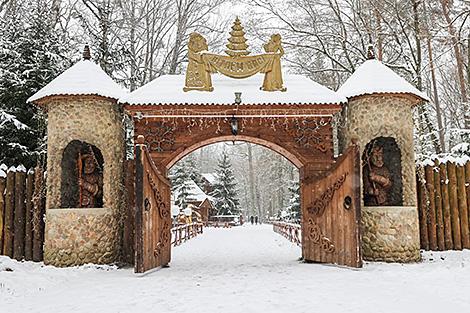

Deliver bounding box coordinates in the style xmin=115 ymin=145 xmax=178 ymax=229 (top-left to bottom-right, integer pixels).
xmin=183 ymin=17 xmax=286 ymax=92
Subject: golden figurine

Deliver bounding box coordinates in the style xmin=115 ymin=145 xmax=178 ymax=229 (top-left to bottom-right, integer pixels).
xmin=183 ymin=32 xmax=213 ymax=92
xmin=261 ymin=34 xmax=286 ymax=92
xmin=183 ymin=18 xmax=287 ymax=92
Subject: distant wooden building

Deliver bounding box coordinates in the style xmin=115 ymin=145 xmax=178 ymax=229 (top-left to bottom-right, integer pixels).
xmin=173 ymin=179 xmax=216 ymax=223
xmin=200 ymin=173 xmax=217 ymax=194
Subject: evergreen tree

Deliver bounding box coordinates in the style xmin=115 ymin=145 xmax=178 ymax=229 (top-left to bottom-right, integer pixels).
xmin=169 ymin=162 xmax=193 ymax=209
xmin=284 ymin=181 xmax=301 ymax=222
xmin=0 ymin=1 xmax=70 ymax=167
xmin=184 ymin=153 xmax=202 ymax=185
xmin=210 ymin=149 xmax=240 ymax=215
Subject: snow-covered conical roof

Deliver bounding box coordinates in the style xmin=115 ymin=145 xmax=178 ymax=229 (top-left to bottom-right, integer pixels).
xmin=337 ymin=59 xmax=429 ymax=102
xmin=28 ymin=60 xmax=127 ymax=104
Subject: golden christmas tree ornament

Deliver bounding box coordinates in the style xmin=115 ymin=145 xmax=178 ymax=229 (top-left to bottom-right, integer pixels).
xmin=225 ymin=17 xmax=250 ymax=57
xmin=183 ymin=17 xmax=286 ymax=92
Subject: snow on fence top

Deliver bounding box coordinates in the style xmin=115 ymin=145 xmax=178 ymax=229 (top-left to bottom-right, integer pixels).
xmin=27 ymin=60 xmax=127 ymax=104
xmin=0 ymin=164 xmax=35 ymax=176
xmin=119 ymin=74 xmax=347 ymax=106
xmin=337 ymin=59 xmax=430 ymax=102
xmin=418 ymin=143 xmax=470 ymax=167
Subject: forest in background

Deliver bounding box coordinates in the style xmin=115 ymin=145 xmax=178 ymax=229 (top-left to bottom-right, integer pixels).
xmin=0 ymin=0 xmax=469 ymax=218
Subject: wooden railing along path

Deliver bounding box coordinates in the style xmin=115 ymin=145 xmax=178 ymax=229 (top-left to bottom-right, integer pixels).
xmin=417 ymin=159 xmax=470 ymax=251
xmin=272 ymin=221 xmax=301 ymax=246
xmin=0 ymin=165 xmax=46 ymax=261
xmin=171 ymin=222 xmax=204 ymax=246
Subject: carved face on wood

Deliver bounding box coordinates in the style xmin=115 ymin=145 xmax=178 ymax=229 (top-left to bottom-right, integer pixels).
xmin=83 ymin=154 xmax=96 ymax=174
xmin=188 ymin=32 xmax=208 ymax=53
xmin=370 ymin=146 xmax=384 ymax=168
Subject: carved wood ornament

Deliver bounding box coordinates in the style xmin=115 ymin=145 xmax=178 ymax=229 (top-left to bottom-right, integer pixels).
xmin=290 ymin=119 xmax=329 ymax=153
xmin=307 ymin=172 xmax=348 ymax=216
xmin=144 ymin=122 xmax=175 ymax=152
xmin=307 ymin=218 xmax=335 ymax=253
xmin=147 ymin=172 xmax=171 ymax=257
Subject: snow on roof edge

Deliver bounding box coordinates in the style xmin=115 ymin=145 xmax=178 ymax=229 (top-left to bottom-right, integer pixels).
xmin=343 ymin=91 xmax=429 ymax=102
xmin=27 ymin=60 xmax=127 ymax=104
xmin=338 ymin=59 xmax=430 ymax=103
xmin=118 ymin=74 xmax=347 ymax=106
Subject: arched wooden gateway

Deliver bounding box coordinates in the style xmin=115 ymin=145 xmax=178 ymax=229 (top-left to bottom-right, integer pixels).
xmin=28 ymin=18 xmax=429 ymax=273
xmin=122 ymin=73 xmax=363 ymax=271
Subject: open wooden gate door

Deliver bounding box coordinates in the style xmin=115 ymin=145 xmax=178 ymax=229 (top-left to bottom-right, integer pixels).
xmin=301 ymin=144 xmax=362 ymax=268
xmin=134 ymin=137 xmax=172 ymax=273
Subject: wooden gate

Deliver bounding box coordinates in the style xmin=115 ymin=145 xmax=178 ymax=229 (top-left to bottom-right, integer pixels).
xmin=135 ymin=136 xmax=172 ymax=273
xmin=301 ymin=144 xmax=362 ymax=267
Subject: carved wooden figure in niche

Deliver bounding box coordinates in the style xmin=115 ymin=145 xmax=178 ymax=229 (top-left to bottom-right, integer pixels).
xmin=78 ymin=154 xmax=103 ymax=208
xmin=363 ymin=145 xmax=392 ymax=206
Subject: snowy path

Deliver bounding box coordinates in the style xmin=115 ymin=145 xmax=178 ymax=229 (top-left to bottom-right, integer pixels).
xmin=1 ymin=224 xmax=470 ymax=313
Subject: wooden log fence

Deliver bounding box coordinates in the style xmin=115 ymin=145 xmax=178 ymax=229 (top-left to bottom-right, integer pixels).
xmin=417 ymin=159 xmax=470 ymax=251
xmin=0 ymin=165 xmax=46 ymax=261
xmin=171 ymin=222 xmax=204 ymax=246
xmin=272 ymin=221 xmax=301 ymax=246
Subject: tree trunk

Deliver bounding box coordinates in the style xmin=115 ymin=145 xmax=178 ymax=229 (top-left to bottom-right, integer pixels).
xmin=426 ymin=36 xmax=446 ymax=152
xmin=439 ymin=0 xmax=468 ymax=127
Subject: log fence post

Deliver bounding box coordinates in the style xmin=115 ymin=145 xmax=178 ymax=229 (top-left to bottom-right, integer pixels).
xmin=0 ymin=173 xmax=5 ymax=250
xmin=433 ymin=160 xmax=445 ymax=250
xmin=439 ymin=162 xmax=453 ymax=249
xmin=32 ymin=166 xmax=45 ymax=261
xmin=447 ymin=162 xmax=462 ymax=250
xmin=3 ymin=169 xmax=15 ymax=257
xmin=13 ymin=168 xmax=26 ymax=260
xmin=456 ymin=165 xmax=470 ymax=248
xmin=24 ymin=170 xmax=34 ymax=260
xmin=424 ymin=166 xmax=438 ymax=250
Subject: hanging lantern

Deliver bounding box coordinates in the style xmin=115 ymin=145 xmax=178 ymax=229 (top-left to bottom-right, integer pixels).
xmin=230 ymin=115 xmax=238 ymax=136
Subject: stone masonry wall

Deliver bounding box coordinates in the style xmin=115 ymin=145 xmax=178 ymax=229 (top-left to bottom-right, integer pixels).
xmin=44 ymin=96 xmax=125 ymax=266
xmin=362 ymin=206 xmax=420 ymax=262
xmin=44 ymin=208 xmax=117 ymax=266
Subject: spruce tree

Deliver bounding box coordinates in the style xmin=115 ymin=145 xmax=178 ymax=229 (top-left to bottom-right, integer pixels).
xmin=284 ymin=181 xmax=301 ymax=222
xmin=169 ymin=162 xmax=193 ymax=209
xmin=210 ymin=149 xmax=240 ymax=215
xmin=0 ymin=1 xmax=70 ymax=167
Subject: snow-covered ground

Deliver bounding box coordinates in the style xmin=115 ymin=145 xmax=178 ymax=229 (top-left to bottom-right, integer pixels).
xmin=1 ymin=225 xmax=469 ymax=313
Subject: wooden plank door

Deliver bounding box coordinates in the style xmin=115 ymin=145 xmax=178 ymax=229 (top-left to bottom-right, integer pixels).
xmin=135 ymin=139 xmax=172 ymax=273
xmin=301 ymin=144 xmax=362 ymax=268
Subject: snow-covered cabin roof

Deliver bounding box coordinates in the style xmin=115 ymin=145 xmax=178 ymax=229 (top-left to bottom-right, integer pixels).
xmin=337 ymin=59 xmax=429 ymax=102
xmin=201 ymin=173 xmax=217 ymax=185
xmin=119 ymin=74 xmax=346 ymax=106
xmin=175 ymin=179 xmax=212 ymax=203
xmin=28 ymin=60 xmax=127 ymax=104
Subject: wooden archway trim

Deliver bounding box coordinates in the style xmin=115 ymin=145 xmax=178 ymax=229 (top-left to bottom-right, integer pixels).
xmin=166 ymin=135 xmax=304 ymax=170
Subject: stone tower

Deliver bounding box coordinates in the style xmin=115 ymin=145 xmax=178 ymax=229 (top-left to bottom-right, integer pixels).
xmin=338 ymin=57 xmax=429 ymax=262
xmin=28 ymin=47 xmax=127 ymax=266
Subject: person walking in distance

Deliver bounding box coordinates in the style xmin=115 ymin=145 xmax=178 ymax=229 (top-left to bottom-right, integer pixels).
xmin=250 ymin=215 xmax=254 ymax=225
xmin=255 ymin=216 xmax=258 ymax=225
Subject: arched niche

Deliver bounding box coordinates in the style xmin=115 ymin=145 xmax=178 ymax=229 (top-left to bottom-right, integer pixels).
xmin=362 ymin=137 xmax=403 ymax=206
xmin=61 ymin=140 xmax=104 ymax=208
